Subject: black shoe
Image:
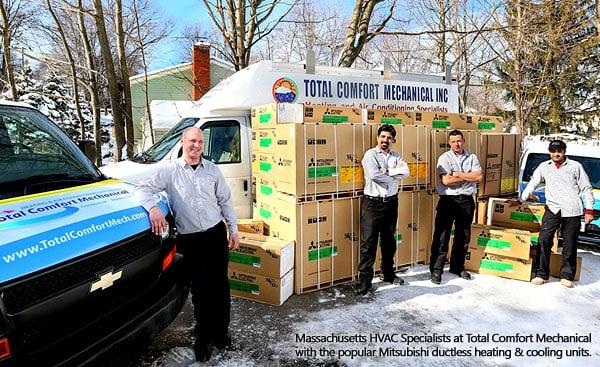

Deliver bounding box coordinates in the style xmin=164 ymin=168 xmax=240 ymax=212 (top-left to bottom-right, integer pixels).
xmin=213 ymin=334 xmax=232 ymax=351
xmin=431 ymin=272 xmax=441 ymax=285
xmin=194 ymin=342 xmax=213 ymax=362
xmin=354 ymin=280 xmax=371 ymax=295
xmin=380 ymin=274 xmax=405 ymax=285
xmin=451 ymin=270 xmax=471 ymax=280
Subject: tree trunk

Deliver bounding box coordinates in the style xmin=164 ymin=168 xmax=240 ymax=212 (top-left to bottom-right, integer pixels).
xmin=77 ymin=0 xmax=102 ymax=166
xmin=91 ymin=0 xmax=126 ymax=161
xmin=115 ymin=0 xmax=134 ymax=157
xmin=132 ymin=0 xmax=154 ymax=146
xmin=0 ymin=2 xmax=17 ymax=101
xmin=46 ymin=0 xmax=86 ymax=139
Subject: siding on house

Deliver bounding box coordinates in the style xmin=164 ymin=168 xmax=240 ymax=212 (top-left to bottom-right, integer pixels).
xmin=129 ymin=60 xmax=234 ymax=151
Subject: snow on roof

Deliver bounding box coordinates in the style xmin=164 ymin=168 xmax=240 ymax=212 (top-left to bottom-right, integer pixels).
xmin=130 ymin=57 xmax=234 ymax=82
xmin=149 ymin=100 xmax=194 ymax=129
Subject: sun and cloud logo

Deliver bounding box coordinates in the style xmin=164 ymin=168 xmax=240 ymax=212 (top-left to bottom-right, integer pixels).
xmin=272 ymin=77 xmax=298 ymax=103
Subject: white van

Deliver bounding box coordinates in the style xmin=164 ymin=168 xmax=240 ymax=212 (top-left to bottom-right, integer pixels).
xmin=518 ymin=139 xmax=600 ymax=245
xmin=101 ymin=59 xmax=460 ymax=219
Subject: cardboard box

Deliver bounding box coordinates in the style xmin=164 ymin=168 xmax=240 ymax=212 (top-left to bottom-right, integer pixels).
xmin=476 ymin=198 xmax=488 ymax=224
xmin=465 ymin=248 xmax=534 ymax=281
xmin=549 ymin=253 xmax=582 ymax=281
xmin=251 ymin=103 xmax=362 ymax=126
xmin=414 ymin=111 xmax=467 ymax=130
xmin=251 ymin=128 xmax=277 ymax=154
xmin=251 ymin=103 xmax=304 ymax=128
xmin=276 ymin=196 xmax=360 ymax=293
xmin=466 ymin=114 xmax=503 ymax=132
xmin=304 ymin=105 xmax=362 ymax=124
xmin=254 ymin=152 xmax=278 ymax=177
xmin=372 ymin=191 xmax=433 ymax=272
xmin=500 ymin=134 xmax=521 ymax=195
xmin=371 ymin=124 xmax=430 ymax=187
xmin=238 ymin=219 xmax=266 ymax=235
xmin=255 ymin=194 xmax=279 ymax=237
xmin=470 ymin=223 xmax=536 ymax=260
xmin=430 ymin=130 xmax=480 ymax=190
xmin=490 ymin=199 xmax=544 ymax=231
xmin=479 ymin=134 xmax=503 ymax=197
xmin=397 ymin=191 xmax=432 ymax=264
xmin=255 ymin=174 xmax=278 ymax=201
xmin=275 ymin=123 xmax=370 ymax=197
xmin=230 ymin=233 xmax=294 ymax=277
xmin=364 ymin=109 xmax=414 ymax=125
xmin=229 ymin=268 xmax=293 ymax=306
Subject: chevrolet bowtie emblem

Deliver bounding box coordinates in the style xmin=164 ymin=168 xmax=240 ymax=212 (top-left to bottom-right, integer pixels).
xmin=90 ymin=270 xmax=123 ymax=292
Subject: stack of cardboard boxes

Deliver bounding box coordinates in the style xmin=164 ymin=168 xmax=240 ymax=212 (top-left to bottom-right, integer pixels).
xmin=235 ymin=103 xmax=519 ymax=304
xmin=464 ymin=198 xmax=582 ymax=281
xmin=228 ymin=219 xmax=296 ymax=305
xmin=251 ymin=103 xmax=366 ymax=294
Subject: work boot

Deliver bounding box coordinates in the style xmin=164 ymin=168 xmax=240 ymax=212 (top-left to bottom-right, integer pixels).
xmin=431 ymin=272 xmax=442 ymax=285
xmin=194 ymin=342 xmax=213 ymax=362
xmin=380 ymin=274 xmax=405 ymax=285
xmin=213 ymin=334 xmax=232 ymax=351
xmin=450 ymin=270 xmax=472 ymax=280
xmin=530 ymin=277 xmax=548 ymax=286
xmin=560 ymin=279 xmax=573 ymax=288
xmin=354 ymin=279 xmax=371 ymax=295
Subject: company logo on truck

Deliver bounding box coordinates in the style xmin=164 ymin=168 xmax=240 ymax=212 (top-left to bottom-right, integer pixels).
xmin=272 ymin=77 xmax=298 ymax=103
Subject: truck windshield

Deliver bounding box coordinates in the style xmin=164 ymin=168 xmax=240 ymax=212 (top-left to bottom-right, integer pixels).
xmin=0 ymin=105 xmax=102 ymax=199
xmin=134 ymin=117 xmax=199 ymax=162
xmin=523 ymin=152 xmax=600 ymax=189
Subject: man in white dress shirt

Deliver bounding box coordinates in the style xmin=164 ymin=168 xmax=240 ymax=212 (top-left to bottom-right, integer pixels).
xmin=355 ymin=124 xmax=410 ymax=295
xmin=135 ymin=127 xmax=239 ymax=361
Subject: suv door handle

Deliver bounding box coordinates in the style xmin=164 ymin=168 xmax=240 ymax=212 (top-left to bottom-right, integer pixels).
xmin=243 ymin=179 xmax=248 ymax=191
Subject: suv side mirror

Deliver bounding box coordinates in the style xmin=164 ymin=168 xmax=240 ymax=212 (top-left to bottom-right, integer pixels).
xmin=78 ymin=140 xmax=97 ymax=163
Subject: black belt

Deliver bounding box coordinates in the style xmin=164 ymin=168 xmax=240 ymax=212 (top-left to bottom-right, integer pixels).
xmin=365 ymin=195 xmax=398 ymax=203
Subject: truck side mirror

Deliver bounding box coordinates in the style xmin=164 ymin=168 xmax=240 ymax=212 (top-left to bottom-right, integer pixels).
xmin=78 ymin=140 xmax=97 ymax=163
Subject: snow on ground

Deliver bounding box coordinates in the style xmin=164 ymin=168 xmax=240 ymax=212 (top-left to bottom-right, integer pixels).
xmin=139 ymin=248 xmax=600 ymax=367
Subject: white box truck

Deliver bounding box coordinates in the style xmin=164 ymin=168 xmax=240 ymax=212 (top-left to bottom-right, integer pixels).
xmin=101 ymin=59 xmax=460 ymax=219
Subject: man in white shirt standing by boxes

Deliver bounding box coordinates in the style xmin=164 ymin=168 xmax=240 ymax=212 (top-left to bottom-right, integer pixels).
xmin=135 ymin=127 xmax=240 ymax=362
xmin=519 ymin=139 xmax=593 ymax=288
xmin=355 ymin=124 xmax=410 ymax=295
xmin=430 ymin=130 xmax=482 ymax=285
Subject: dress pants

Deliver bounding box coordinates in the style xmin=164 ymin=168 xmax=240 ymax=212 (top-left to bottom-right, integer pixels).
xmin=429 ymin=195 xmax=475 ymax=274
xmin=536 ymin=207 xmax=580 ymax=281
xmin=358 ymin=195 xmax=399 ymax=284
xmin=178 ymin=221 xmax=230 ymax=346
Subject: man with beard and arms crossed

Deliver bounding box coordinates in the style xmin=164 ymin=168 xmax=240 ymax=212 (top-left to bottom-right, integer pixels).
xmin=135 ymin=127 xmax=239 ymax=361
xmin=430 ymin=129 xmax=482 ymax=284
xmin=518 ymin=139 xmax=593 ymax=288
xmin=355 ymin=124 xmax=410 ymax=295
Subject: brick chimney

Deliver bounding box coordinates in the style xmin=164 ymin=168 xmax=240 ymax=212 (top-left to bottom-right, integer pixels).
xmin=192 ymin=42 xmax=211 ymax=101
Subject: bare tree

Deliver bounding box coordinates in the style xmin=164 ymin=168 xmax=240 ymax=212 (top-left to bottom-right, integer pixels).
xmin=202 ymin=0 xmax=297 ymax=70
xmin=45 ymin=0 xmax=87 ymax=137
xmin=337 ymin=0 xmax=396 ymax=67
xmin=75 ymin=0 xmax=102 ymax=165
xmin=91 ymin=0 xmax=126 ymax=161
xmin=0 ymin=0 xmax=17 ymax=99
xmin=115 ymin=0 xmax=133 ymax=157
xmin=132 ymin=0 xmax=153 ymax=145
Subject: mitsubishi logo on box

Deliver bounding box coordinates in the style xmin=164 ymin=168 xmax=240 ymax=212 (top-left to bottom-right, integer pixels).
xmin=90 ymin=270 xmax=123 ymax=292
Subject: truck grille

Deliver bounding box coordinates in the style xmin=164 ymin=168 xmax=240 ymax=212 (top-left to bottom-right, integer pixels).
xmin=1 ymin=232 xmax=160 ymax=314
